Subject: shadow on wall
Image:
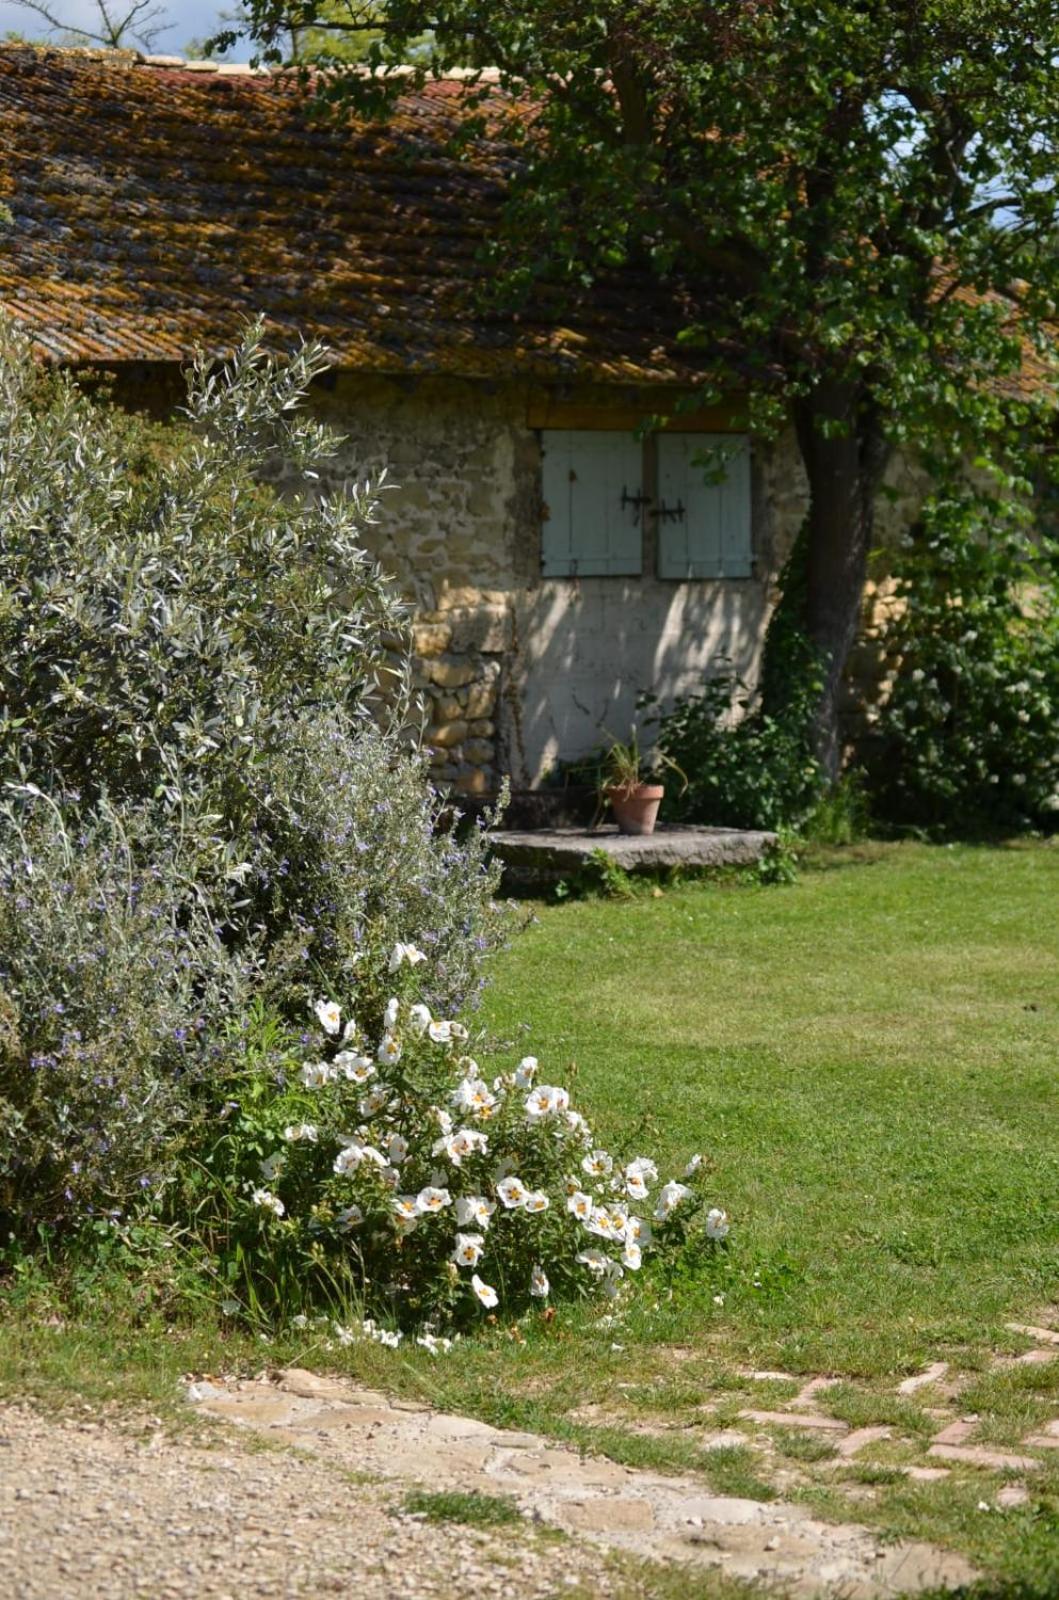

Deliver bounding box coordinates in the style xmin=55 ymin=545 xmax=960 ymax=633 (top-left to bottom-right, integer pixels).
xmin=507 ymin=576 xmax=768 ymax=785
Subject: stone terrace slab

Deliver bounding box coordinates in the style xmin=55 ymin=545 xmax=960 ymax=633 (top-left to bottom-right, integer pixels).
xmin=490 ymin=823 xmax=777 ymax=887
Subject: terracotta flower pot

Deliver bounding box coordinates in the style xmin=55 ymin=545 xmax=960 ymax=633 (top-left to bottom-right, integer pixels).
xmin=605 ymin=782 xmax=664 ymax=836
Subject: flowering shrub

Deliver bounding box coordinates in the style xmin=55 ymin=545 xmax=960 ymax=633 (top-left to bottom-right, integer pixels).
xmin=872 ymin=491 xmax=1059 ymax=834
xmin=0 ymin=795 xmax=248 ymax=1241
xmin=0 ymin=324 xmax=507 ymax=1253
xmin=181 ymin=948 xmax=726 ymax=1331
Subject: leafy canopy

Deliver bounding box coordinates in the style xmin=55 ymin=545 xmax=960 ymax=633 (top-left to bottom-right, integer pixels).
xmin=229 ymin=1 xmax=1059 ymax=459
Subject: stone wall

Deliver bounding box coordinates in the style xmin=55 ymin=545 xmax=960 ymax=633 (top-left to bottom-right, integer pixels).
xmin=300 ymin=374 xmax=934 ymax=789
xmin=111 ymin=364 xmax=932 ymax=792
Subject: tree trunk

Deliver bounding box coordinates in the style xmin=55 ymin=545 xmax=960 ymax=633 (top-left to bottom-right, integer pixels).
xmin=792 ymin=381 xmax=890 ymax=781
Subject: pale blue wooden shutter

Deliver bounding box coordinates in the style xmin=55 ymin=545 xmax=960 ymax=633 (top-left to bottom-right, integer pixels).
xmin=540 ymin=430 xmax=643 ymax=577
xmin=657 ymin=434 xmax=752 ymax=579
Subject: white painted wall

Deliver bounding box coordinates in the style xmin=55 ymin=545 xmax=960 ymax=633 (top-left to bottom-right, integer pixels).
xmin=510 ymin=575 xmax=770 ymax=784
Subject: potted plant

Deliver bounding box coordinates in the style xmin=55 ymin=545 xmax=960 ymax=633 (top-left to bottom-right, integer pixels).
xmin=599 ymin=730 xmax=684 ymax=836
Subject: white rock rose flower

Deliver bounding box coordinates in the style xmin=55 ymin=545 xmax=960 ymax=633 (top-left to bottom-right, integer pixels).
xmin=706 ymin=1207 xmax=730 ymax=1241
xmin=684 ymin=1154 xmax=703 ymax=1176
xmin=259 ymin=1151 xmax=284 ymax=1181
xmin=433 ymin=1127 xmax=488 ymax=1166
xmin=654 ymin=1179 xmax=692 ymax=1221
xmin=299 ymin=1061 xmax=333 ymax=1089
xmin=383 ymin=997 xmax=400 ymax=1030
xmin=359 ymin=1087 xmax=392 ymax=1118
xmin=496 ymin=1174 xmax=529 ymax=1209
xmin=335 ymin=1204 xmax=363 ymax=1232
xmin=622 ymin=1240 xmax=642 ymax=1271
xmin=586 ymin=1206 xmax=618 ymax=1239
xmin=252 ymin=1187 xmax=284 ymax=1216
xmin=576 ymin=1249 xmax=608 ymax=1277
xmin=408 ymin=1003 xmax=432 ymax=1035
xmin=582 ymin=1149 xmax=613 ymax=1178
xmin=601 ymin=1259 xmax=625 ymax=1299
xmin=530 ymin=1265 xmax=550 ymax=1298
xmin=389 ymin=941 xmax=427 ymax=972
xmin=566 ymin=1190 xmax=593 ymax=1221
xmin=514 ymin=1055 xmax=538 ymax=1088
xmin=523 ymin=1190 xmax=550 ymax=1214
xmin=387 ymin=1134 xmax=409 ymax=1166
xmin=283 ymin=1122 xmax=318 ymax=1143
xmin=471 ymin=1273 xmax=499 ymax=1309
xmin=428 ymin=1019 xmax=454 ymax=1045
xmin=416 ymin=1186 xmax=452 ymax=1215
xmin=525 ymin=1085 xmax=570 ymax=1121
xmin=455 ymin=1195 xmax=496 ymax=1229
xmin=335 ymin=1051 xmax=374 ymax=1084
xmin=451 ymin=1233 xmax=485 ymax=1267
xmin=377 ymin=1034 xmax=402 ymax=1067
xmin=451 ymin=1077 xmax=496 ymax=1116
xmin=314 ymin=999 xmax=341 ymax=1036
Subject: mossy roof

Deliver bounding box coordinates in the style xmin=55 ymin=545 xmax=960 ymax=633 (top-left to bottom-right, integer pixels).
xmin=0 ymin=45 xmax=701 ymax=382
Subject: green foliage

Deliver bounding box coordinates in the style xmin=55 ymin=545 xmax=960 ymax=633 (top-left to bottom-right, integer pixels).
xmin=648 ymin=665 xmax=822 ymax=833
xmin=872 ymin=490 xmax=1059 ymax=835
xmin=0 ymin=320 xmax=398 ymax=815
xmin=233 ymin=2 xmax=1059 ymax=447
xmin=800 ymin=772 xmax=872 ymax=846
xmin=0 ymin=796 xmax=247 ymax=1240
xmin=0 ymin=322 xmax=505 ymax=1014
xmin=648 ymin=525 xmax=826 ymax=832
xmin=0 ymin=323 xmax=508 ymax=1261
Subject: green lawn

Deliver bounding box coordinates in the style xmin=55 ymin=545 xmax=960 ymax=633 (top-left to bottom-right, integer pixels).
xmin=482 ymin=840 xmax=1059 ymax=1375
xmin=3 ymin=841 xmax=1058 ymax=1595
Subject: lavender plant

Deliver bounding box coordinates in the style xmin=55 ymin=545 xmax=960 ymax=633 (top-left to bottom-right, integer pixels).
xmin=0 ymin=795 xmax=249 ymax=1238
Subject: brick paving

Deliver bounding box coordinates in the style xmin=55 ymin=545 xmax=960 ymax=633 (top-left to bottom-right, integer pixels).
xmin=728 ymin=1310 xmax=1059 ymax=1496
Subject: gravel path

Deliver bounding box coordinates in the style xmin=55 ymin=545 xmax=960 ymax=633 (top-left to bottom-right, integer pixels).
xmin=0 ymin=1402 xmax=616 ymax=1600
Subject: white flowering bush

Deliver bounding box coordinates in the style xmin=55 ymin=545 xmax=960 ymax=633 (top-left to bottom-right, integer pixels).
xmin=180 ymin=947 xmax=726 ymax=1331
xmin=873 ymin=490 xmax=1059 ymax=834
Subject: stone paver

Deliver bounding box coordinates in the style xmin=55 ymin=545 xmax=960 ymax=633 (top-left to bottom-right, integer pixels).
xmin=897 ymin=1363 xmax=949 ymax=1395
xmin=837 ymin=1427 xmax=892 ymax=1459
xmin=1006 ymin=1323 xmax=1059 ymax=1346
xmin=0 ymin=1402 xmax=614 ymax=1600
xmin=186 ymin=1370 xmax=978 ymax=1599
xmin=489 ymin=823 xmax=776 ymax=887
xmin=928 ymin=1444 xmax=1042 ymax=1472
xmin=931 ymin=1419 xmax=978 ymax=1447
xmin=740 ymin=1408 xmax=848 ymax=1432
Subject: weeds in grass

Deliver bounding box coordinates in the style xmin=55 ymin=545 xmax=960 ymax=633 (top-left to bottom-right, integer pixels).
xmin=401 ymin=1489 xmax=523 ymax=1527
xmin=700 ymin=1444 xmax=776 ymax=1501
xmin=773 ymin=1428 xmax=837 ymax=1463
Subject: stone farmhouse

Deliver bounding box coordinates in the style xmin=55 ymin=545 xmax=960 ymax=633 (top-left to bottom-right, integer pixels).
xmin=0 ymin=45 xmax=996 ymax=799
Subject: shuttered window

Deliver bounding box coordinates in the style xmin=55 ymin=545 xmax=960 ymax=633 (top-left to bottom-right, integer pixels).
xmin=656 ymin=434 xmax=752 ymax=579
xmin=540 ymin=430 xmax=643 ymax=577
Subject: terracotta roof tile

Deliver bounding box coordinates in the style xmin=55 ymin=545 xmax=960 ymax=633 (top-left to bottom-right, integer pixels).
xmin=0 ymin=45 xmax=697 ymax=381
